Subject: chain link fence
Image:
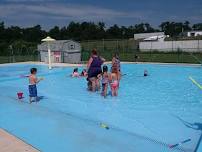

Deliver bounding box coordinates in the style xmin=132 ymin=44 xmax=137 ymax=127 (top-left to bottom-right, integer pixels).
xmin=0 ymin=53 xmax=40 ymax=64
xmin=81 ymin=39 xmax=139 ymax=62
xmin=81 ymin=39 xmax=202 ymax=64
xmin=0 ymin=41 xmax=40 ymax=64
xmin=0 ymin=39 xmax=202 ymax=64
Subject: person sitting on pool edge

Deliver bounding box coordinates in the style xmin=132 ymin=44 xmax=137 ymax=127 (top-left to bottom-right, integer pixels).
xmin=71 ymin=68 xmax=80 ymax=77
xmin=29 ymin=68 xmax=43 ymax=104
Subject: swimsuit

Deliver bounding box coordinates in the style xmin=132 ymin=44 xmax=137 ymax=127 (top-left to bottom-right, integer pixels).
xmin=29 ymin=84 xmax=37 ymax=97
xmin=88 ymin=57 xmax=103 ymax=78
xmin=102 ymin=74 xmax=109 ymax=84
xmin=111 ymin=80 xmax=119 ymax=89
xmin=102 ymin=74 xmax=109 ymax=92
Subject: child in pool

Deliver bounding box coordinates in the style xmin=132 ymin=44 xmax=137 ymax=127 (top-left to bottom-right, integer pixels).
xmin=98 ymin=65 xmax=110 ymax=97
xmin=71 ymin=68 xmax=80 ymax=77
xmin=29 ymin=68 xmax=43 ymax=103
xmin=110 ymin=67 xmax=120 ymax=96
xmin=144 ymin=70 xmax=148 ymax=77
xmin=80 ymin=69 xmax=88 ymax=77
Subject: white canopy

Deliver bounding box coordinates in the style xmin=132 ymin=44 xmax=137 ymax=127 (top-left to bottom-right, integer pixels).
xmin=41 ymin=36 xmax=55 ymax=42
xmin=41 ymin=36 xmax=56 ymax=70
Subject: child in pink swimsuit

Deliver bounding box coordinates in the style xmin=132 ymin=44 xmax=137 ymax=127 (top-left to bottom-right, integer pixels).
xmin=110 ymin=67 xmax=119 ymax=96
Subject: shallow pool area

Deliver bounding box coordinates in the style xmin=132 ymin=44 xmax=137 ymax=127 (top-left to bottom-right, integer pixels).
xmin=0 ymin=63 xmax=202 ymax=152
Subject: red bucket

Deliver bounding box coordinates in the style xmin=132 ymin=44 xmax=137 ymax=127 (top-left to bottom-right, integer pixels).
xmin=17 ymin=92 xmax=23 ymax=99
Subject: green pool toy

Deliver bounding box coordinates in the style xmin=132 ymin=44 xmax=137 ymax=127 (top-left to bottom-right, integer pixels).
xmin=100 ymin=123 xmax=109 ymax=130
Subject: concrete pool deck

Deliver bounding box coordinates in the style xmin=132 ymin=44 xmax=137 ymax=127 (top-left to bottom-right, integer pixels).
xmin=0 ymin=129 xmax=39 ymax=152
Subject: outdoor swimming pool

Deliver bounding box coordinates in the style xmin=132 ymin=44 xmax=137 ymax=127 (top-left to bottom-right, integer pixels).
xmin=0 ymin=63 xmax=202 ymax=152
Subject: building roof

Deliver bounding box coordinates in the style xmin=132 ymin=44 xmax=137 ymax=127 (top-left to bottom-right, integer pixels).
xmin=40 ymin=40 xmax=80 ymax=45
xmin=134 ymin=32 xmax=164 ymax=40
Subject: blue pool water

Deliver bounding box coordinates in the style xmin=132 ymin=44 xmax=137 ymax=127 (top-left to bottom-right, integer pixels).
xmin=0 ymin=63 xmax=202 ymax=152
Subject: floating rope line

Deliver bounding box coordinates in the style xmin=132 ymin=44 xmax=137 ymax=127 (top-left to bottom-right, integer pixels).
xmin=189 ymin=76 xmax=202 ymax=90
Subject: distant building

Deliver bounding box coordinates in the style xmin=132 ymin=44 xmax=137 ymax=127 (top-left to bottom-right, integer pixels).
xmin=143 ymin=35 xmax=168 ymax=42
xmin=134 ymin=32 xmax=165 ymax=40
xmin=187 ymin=31 xmax=202 ymax=37
xmin=38 ymin=40 xmax=81 ymax=64
xmin=139 ymin=40 xmax=202 ymax=52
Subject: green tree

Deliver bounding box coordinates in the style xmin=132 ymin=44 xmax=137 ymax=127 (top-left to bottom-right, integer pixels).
xmin=193 ymin=23 xmax=202 ymax=30
xmin=106 ymin=24 xmax=122 ymax=39
xmin=159 ymin=21 xmax=185 ymax=37
xmin=0 ymin=22 xmax=5 ymax=41
xmin=23 ymin=25 xmax=46 ymax=42
xmin=49 ymin=26 xmax=61 ymax=40
xmin=144 ymin=23 xmax=156 ymax=33
xmin=183 ymin=21 xmax=191 ymax=31
xmin=67 ymin=22 xmax=82 ymax=40
xmin=5 ymin=26 xmax=22 ymax=42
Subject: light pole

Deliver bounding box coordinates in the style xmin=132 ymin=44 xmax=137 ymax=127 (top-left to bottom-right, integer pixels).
xmin=41 ymin=36 xmax=56 ymax=70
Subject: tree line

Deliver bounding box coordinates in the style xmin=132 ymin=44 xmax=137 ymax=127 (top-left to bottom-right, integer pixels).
xmin=0 ymin=21 xmax=202 ymax=55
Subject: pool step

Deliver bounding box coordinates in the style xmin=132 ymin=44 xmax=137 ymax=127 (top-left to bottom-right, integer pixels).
xmin=0 ymin=128 xmax=40 ymax=152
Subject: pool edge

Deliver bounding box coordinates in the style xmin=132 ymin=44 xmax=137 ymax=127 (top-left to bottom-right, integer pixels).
xmin=0 ymin=61 xmax=201 ymax=67
xmin=0 ymin=128 xmax=40 ymax=152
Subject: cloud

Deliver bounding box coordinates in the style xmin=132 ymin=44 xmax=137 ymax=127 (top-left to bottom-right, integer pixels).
xmin=0 ymin=3 xmax=143 ymax=21
xmin=0 ymin=0 xmax=202 ymax=29
xmin=2 ymin=0 xmax=52 ymax=2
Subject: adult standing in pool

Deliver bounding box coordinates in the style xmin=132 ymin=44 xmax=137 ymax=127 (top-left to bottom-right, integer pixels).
xmin=87 ymin=49 xmax=105 ymax=92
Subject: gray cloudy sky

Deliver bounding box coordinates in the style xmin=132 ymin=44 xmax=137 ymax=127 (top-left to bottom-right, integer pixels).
xmin=0 ymin=0 xmax=201 ymax=29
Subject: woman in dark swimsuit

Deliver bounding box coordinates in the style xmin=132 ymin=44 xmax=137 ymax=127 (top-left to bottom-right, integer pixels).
xmin=87 ymin=49 xmax=105 ymax=92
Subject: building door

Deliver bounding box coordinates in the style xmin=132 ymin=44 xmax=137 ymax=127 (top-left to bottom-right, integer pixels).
xmin=54 ymin=51 xmax=61 ymax=63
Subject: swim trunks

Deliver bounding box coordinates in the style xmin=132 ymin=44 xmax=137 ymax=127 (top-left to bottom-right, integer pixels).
xmin=29 ymin=84 xmax=37 ymax=97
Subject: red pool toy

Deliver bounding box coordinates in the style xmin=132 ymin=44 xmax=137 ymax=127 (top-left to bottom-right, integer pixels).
xmin=17 ymin=92 xmax=24 ymax=99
